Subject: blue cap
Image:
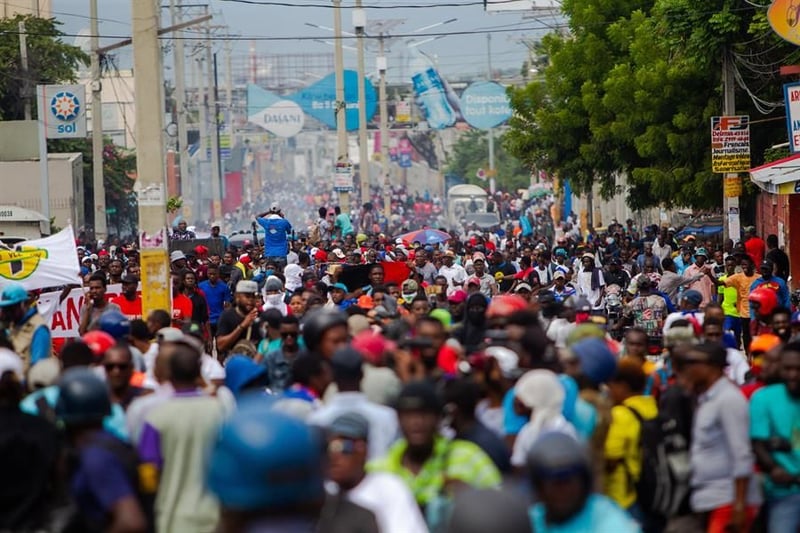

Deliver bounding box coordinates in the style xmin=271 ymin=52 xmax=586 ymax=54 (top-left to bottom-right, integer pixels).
xmin=682 ymin=290 xmax=703 ymax=307
xmin=0 ymin=283 xmax=28 ymax=307
xmin=224 ymin=355 xmax=269 ymax=396
xmin=331 ymin=282 xmax=348 ymax=292
xmin=570 ymin=337 xmax=616 ymax=385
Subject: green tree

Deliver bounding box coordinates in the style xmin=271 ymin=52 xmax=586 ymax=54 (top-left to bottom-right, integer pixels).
xmin=0 ymin=15 xmax=88 ymax=120
xmin=504 ymin=0 xmax=799 ymax=210
xmin=49 ymin=138 xmax=138 ymax=237
xmin=446 ymin=129 xmax=531 ymax=191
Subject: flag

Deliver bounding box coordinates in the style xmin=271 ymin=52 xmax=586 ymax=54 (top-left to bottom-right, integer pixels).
xmin=338 ymin=261 xmax=411 ymax=292
xmin=0 ymin=226 xmax=81 ymax=290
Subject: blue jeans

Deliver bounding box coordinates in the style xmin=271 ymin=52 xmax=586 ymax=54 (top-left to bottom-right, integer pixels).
xmin=769 ymin=492 xmax=800 ymax=533
xmin=724 ymin=315 xmax=742 ymax=348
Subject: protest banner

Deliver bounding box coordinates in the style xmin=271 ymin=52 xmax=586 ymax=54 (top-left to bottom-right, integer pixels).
xmin=0 ymin=226 xmax=80 ymax=290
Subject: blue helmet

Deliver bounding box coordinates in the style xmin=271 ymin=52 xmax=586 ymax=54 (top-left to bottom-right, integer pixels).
xmin=207 ymin=399 xmax=324 ymax=510
xmin=0 ymin=283 xmax=29 ymax=307
xmin=96 ymin=310 xmax=131 ymax=340
xmin=56 ymin=367 xmax=112 ymax=425
xmin=527 ymin=432 xmax=591 ymax=487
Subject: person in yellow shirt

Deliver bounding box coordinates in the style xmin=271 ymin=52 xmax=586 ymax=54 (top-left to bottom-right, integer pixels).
xmin=604 ymin=359 xmax=658 ymax=522
xmin=708 ymin=255 xmax=759 ymax=353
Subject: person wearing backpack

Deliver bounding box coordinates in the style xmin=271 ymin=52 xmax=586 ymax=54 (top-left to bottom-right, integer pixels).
xmin=56 ymin=367 xmax=149 ymax=533
xmin=605 ymin=359 xmax=659 ymax=530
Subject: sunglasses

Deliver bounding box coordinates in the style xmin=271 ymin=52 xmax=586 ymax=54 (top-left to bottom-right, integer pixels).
xmin=281 ymin=331 xmax=299 ymax=338
xmin=328 ymin=438 xmax=359 ymax=455
xmin=104 ymin=363 xmax=131 ymax=372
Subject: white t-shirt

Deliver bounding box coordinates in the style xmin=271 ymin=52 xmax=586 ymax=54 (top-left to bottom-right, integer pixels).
xmin=346 ymin=473 xmax=429 ymax=533
xmin=438 ymin=263 xmax=467 ymax=296
xmin=726 ymin=348 xmax=750 ymax=385
xmin=576 ymin=269 xmax=605 ymax=309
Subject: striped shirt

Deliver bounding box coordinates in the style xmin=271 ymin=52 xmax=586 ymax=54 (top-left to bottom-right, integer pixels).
xmin=367 ymin=435 xmax=502 ymax=506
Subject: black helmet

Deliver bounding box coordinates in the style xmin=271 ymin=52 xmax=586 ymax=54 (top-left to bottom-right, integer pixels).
xmin=527 ymin=432 xmax=591 ymax=486
xmin=301 ymin=308 xmax=348 ymax=352
xmin=56 ymin=367 xmax=111 ymax=425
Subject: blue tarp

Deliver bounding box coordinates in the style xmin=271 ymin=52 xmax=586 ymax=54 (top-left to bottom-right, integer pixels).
xmin=675 ymin=225 xmax=723 ymax=238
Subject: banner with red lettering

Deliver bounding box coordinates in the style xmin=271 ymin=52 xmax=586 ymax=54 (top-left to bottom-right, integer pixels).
xmin=38 ymin=283 xmax=142 ymax=338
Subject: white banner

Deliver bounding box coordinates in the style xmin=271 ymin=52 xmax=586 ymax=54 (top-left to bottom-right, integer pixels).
xmin=39 ymin=283 xmax=142 ymax=339
xmin=0 ymin=226 xmax=81 ymax=290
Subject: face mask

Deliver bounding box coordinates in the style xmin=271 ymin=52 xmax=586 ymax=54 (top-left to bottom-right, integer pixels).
xmin=401 ymin=293 xmax=416 ymax=303
xmin=265 ymin=294 xmax=283 ymax=306
xmin=265 ymin=269 xmax=274 ymax=277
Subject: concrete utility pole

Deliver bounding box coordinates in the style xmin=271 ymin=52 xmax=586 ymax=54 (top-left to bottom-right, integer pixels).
xmin=205 ymin=11 xmax=222 ymax=220
xmin=354 ymin=4 xmax=369 ymax=209
xmin=378 ymin=37 xmax=390 ymax=222
xmin=722 ymin=51 xmax=740 ymax=242
xmin=131 ymin=0 xmax=170 ymax=315
xmin=170 ymin=0 xmax=191 ymax=223
xmin=19 ymin=21 xmax=31 ymax=120
xmin=333 ymin=0 xmax=350 ymax=212
xmin=90 ymin=0 xmax=107 ymax=240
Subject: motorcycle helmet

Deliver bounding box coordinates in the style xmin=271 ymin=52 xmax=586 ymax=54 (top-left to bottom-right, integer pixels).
xmin=749 ymin=287 xmax=778 ymax=317
xmin=56 ymin=367 xmax=112 ymax=425
xmin=301 ymin=308 xmax=348 ymax=353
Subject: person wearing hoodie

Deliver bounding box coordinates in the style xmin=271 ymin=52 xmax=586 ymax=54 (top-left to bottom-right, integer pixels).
xmin=511 ymin=369 xmax=578 ymax=469
xmin=261 ymin=275 xmax=290 ymax=316
xmin=453 ymin=293 xmax=488 ymax=354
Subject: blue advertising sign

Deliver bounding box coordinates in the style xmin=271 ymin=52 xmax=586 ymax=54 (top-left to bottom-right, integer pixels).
xmin=247 ymin=70 xmax=377 ymax=133
xmin=461 ymin=81 xmax=512 ymax=130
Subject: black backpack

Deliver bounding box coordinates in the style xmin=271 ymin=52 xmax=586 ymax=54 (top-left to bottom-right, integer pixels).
xmin=625 ymin=403 xmax=691 ymax=520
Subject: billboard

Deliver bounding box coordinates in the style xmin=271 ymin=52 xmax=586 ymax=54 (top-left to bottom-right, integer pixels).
xmin=768 ymin=0 xmax=800 ymax=46
xmin=38 ymin=84 xmax=87 ymax=139
xmin=711 ymin=116 xmax=750 ymax=174
xmin=484 ymin=0 xmax=560 ymax=13
xmin=784 ymin=81 xmax=800 ymax=153
xmin=461 ymin=81 xmax=512 ymax=130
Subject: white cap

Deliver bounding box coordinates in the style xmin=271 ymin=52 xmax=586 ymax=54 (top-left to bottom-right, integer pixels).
xmin=485 ymin=346 xmax=520 ymax=379
xmin=170 ymin=250 xmax=186 ymax=262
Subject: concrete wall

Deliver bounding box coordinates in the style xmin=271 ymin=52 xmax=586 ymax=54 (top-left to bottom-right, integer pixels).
xmin=0 ymin=153 xmax=84 ymax=229
xmin=0 ymin=0 xmax=50 ymax=17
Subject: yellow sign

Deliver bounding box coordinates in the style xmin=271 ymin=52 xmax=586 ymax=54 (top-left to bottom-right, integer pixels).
xmin=140 ymin=249 xmax=170 ymax=318
xmin=0 ymin=247 xmax=48 ymax=281
xmin=724 ymin=176 xmax=742 ymax=198
xmin=711 ymin=116 xmax=750 ymax=173
xmin=768 ymin=0 xmax=800 ymax=46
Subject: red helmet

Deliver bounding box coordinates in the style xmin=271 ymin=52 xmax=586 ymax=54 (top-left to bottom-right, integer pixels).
xmin=81 ymin=331 xmax=116 ymax=360
xmin=748 ymin=287 xmax=778 ymax=317
xmin=486 ymin=294 xmax=529 ymax=319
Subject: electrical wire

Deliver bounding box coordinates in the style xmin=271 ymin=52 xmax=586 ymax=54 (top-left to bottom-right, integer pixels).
xmin=731 ymin=59 xmax=783 ymax=115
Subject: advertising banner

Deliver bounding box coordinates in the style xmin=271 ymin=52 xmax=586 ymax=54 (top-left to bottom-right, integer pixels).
xmin=711 ymin=116 xmax=750 ymax=174
xmin=38 ymin=85 xmax=87 ymax=139
xmin=461 ymin=81 xmax=512 ymax=130
xmin=0 ymin=226 xmax=80 ymax=290
xmin=784 ymin=82 xmax=800 ymax=153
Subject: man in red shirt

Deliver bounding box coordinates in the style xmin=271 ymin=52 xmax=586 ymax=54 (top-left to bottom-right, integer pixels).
xmin=744 ymin=226 xmax=766 ymax=266
xmin=110 ymin=275 xmax=142 ymax=320
xmin=170 ymin=272 xmax=193 ymax=327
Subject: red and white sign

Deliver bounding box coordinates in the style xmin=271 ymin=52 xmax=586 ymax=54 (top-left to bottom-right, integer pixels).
xmin=38 ymin=283 xmax=142 ymax=338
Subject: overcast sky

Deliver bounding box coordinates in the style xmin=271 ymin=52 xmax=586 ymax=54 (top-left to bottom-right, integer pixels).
xmin=54 ymin=0 xmax=561 ymax=81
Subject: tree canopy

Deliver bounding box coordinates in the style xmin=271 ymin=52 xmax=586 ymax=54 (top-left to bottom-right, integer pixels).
xmin=0 ymin=15 xmax=88 ymax=121
xmin=446 ymin=129 xmax=532 ymax=192
xmin=504 ymin=0 xmax=800 ymax=209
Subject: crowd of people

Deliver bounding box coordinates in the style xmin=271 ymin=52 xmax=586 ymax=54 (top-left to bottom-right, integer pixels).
xmin=1 ymin=198 xmax=799 ymax=533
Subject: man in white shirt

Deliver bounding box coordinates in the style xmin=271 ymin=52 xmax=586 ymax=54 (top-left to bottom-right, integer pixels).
xmin=575 ymin=253 xmax=606 ymax=311
xmin=325 ymin=412 xmax=429 ymax=533
xmin=308 ymin=347 xmax=399 ymax=460
xmin=438 ymin=250 xmax=467 ymax=297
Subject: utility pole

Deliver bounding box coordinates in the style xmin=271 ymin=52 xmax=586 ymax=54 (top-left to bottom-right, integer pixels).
xmin=205 ymin=11 xmax=222 ymax=220
xmin=131 ymin=0 xmax=170 ymax=315
xmin=333 ymin=0 xmax=350 ymax=212
xmin=486 ymin=33 xmax=496 ymax=196
xmin=722 ymin=51 xmax=740 ymax=242
xmin=90 ymin=0 xmax=107 ymax=240
xmin=196 ymin=55 xmax=209 ymax=223
xmin=19 ymin=21 xmax=31 ymax=120
xmin=170 ymin=0 xmax=190 ymax=223
xmin=378 ymin=36 xmax=391 ymax=222
xmin=354 ymin=3 xmax=369 ymax=209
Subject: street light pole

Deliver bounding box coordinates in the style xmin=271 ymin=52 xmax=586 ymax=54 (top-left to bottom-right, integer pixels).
xmin=378 ymin=37 xmax=390 ymax=222
xmin=90 ymin=0 xmax=107 ymax=240
xmin=354 ymin=4 xmax=369 ymax=211
xmin=333 ymin=0 xmax=350 ymax=213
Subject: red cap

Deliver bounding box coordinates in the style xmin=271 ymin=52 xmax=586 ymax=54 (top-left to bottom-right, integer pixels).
xmin=98 ymin=250 xmax=109 ymax=257
xmin=351 ymin=330 xmax=396 ymax=365
xmin=447 ymin=290 xmax=468 ymax=304
xmin=486 ymin=294 xmax=529 ymax=319
xmin=82 ymin=331 xmax=115 ymax=360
